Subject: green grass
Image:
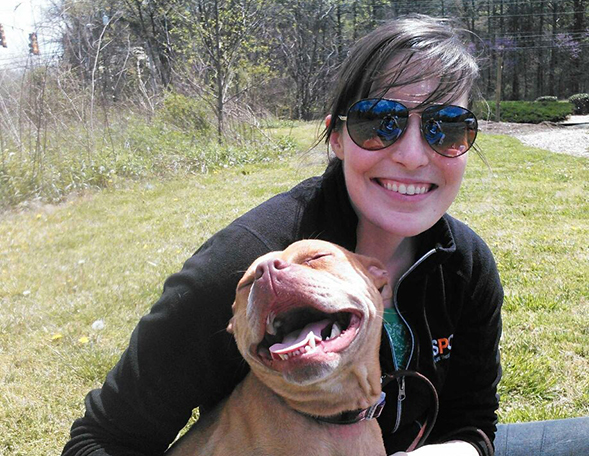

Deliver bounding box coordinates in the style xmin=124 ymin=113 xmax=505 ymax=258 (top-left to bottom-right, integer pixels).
xmin=453 ymin=134 xmax=588 ymax=423
xmin=1 ymin=127 xmax=587 ymax=454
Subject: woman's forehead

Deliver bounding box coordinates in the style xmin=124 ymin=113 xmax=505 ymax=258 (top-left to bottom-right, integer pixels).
xmin=375 ymin=78 xmax=440 ymax=106
xmin=370 ymin=79 xmax=468 ymax=109
xmin=368 ymin=55 xmax=469 ymax=108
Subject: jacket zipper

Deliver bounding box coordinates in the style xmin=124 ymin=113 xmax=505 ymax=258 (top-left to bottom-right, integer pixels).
xmin=390 ymin=247 xmax=438 ymax=433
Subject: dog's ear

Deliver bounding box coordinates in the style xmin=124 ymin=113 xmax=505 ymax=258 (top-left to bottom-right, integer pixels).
xmin=354 ymin=254 xmax=388 ymax=287
xmin=227 ymin=316 xmax=235 ymax=334
xmin=355 ymin=255 xmax=392 ymax=299
xmin=378 ymin=283 xmax=393 ymax=301
xmin=366 ymin=264 xmax=392 ymax=298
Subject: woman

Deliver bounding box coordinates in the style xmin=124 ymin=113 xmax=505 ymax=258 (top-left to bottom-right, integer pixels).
xmin=62 ymin=15 xmax=501 ymax=456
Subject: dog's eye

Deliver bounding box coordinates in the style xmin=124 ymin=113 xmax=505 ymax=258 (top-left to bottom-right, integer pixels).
xmin=303 ymin=253 xmax=332 ymax=266
xmin=237 ymin=278 xmax=254 ymax=291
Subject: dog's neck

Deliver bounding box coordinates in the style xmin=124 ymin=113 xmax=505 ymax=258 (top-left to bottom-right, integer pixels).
xmin=297 ymin=391 xmax=387 ymax=425
xmin=252 ymin=355 xmax=383 ymax=419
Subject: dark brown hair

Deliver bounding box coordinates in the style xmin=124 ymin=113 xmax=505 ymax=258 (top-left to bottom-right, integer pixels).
xmin=323 ymin=15 xmax=480 ymax=145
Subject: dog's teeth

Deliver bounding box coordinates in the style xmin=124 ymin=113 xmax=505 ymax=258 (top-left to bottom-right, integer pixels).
xmin=266 ymin=314 xmax=273 ymax=334
xmin=330 ymin=322 xmax=342 ymax=339
xmin=266 ymin=314 xmax=281 ymax=335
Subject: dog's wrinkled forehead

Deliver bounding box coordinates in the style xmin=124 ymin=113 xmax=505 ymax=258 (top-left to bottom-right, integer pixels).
xmin=238 ymin=240 xmax=353 ymax=285
xmin=282 ymin=240 xmax=350 ymax=267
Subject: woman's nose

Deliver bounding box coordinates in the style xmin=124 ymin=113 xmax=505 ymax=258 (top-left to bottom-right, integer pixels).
xmin=388 ymin=115 xmax=430 ymax=169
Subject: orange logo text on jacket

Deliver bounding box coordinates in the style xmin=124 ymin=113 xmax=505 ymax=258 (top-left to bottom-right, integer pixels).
xmin=432 ymin=335 xmax=453 ymax=362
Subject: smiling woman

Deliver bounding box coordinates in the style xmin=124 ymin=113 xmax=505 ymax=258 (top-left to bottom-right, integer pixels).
xmin=60 ymin=15 xmax=500 ymax=456
xmin=59 ymin=14 xmax=588 ymax=456
xmin=328 ymin=79 xmax=471 ymax=252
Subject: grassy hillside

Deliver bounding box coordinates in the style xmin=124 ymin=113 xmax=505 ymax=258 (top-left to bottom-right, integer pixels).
xmin=1 ymin=128 xmax=587 ymax=454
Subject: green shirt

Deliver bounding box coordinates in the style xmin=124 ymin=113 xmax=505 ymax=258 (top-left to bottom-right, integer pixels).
xmin=383 ymin=308 xmax=411 ymax=370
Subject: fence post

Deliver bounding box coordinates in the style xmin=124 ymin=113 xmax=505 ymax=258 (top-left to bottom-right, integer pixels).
xmin=494 ymin=50 xmax=503 ymax=122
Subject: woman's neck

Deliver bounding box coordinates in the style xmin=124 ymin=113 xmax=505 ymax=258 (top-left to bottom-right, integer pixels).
xmin=355 ymin=221 xmax=417 ymax=288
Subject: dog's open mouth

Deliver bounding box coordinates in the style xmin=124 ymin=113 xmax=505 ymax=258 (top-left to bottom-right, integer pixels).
xmin=257 ymin=307 xmax=361 ymax=362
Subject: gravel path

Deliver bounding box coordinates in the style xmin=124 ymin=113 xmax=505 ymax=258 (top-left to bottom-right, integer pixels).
xmin=479 ymin=116 xmax=589 ymax=158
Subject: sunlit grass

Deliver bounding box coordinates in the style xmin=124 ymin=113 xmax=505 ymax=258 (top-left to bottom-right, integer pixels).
xmin=0 ymin=127 xmax=587 ymax=454
xmin=452 ymin=134 xmax=588 ymax=423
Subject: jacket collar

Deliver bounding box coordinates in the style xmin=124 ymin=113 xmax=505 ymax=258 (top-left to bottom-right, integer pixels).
xmin=413 ymin=215 xmax=457 ymax=269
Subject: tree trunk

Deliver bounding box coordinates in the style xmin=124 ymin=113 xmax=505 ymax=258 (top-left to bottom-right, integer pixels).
xmin=570 ymin=0 xmax=586 ymax=94
xmin=214 ymin=0 xmax=223 ymax=142
xmin=536 ymin=0 xmax=545 ymax=98
xmin=548 ymin=2 xmax=558 ymax=96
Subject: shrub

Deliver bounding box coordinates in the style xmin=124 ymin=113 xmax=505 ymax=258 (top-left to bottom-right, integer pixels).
xmin=0 ymin=110 xmax=295 ymax=209
xmin=158 ymin=91 xmax=212 ymax=133
xmin=568 ymin=93 xmax=589 ymax=115
xmin=535 ymin=96 xmax=558 ymax=103
xmin=472 ymin=100 xmax=573 ymax=124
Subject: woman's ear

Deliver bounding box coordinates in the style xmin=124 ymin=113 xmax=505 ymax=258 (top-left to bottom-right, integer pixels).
xmin=326 ymin=115 xmax=345 ymax=160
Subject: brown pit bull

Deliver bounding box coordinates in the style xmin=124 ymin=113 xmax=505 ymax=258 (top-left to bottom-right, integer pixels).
xmin=167 ymin=239 xmax=390 ymax=456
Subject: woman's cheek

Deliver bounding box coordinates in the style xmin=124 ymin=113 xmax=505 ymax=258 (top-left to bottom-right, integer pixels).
xmin=436 ymin=154 xmax=468 ymax=188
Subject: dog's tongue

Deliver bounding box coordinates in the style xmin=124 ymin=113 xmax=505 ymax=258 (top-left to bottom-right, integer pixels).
xmin=269 ymin=319 xmax=330 ymax=356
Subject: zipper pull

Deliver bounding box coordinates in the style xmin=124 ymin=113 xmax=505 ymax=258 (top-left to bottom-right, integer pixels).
xmin=398 ymin=376 xmax=406 ymax=402
xmin=392 ymin=376 xmax=406 ymax=433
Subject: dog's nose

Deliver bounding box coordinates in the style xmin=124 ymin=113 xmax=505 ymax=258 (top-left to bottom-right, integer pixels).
xmin=255 ymin=258 xmax=289 ymax=280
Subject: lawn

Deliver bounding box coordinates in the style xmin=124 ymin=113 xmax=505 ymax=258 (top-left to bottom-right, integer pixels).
xmin=0 ymin=127 xmax=587 ymax=455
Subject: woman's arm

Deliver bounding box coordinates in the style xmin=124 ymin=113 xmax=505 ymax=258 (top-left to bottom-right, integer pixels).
xmin=428 ymin=236 xmax=503 ymax=456
xmin=61 ymin=226 xmax=272 ymax=456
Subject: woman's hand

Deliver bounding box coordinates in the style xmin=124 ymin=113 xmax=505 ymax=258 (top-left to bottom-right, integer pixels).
xmin=390 ymin=440 xmax=479 ymax=456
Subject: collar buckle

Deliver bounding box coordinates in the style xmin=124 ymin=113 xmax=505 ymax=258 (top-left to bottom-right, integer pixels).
xmin=357 ymin=391 xmax=387 ymax=421
xmin=311 ymin=391 xmax=387 ymax=425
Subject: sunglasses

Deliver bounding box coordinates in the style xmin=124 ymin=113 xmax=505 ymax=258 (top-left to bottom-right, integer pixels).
xmin=338 ymin=98 xmax=478 ymax=158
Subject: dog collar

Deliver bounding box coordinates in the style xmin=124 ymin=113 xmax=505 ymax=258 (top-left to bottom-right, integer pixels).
xmin=310 ymin=391 xmax=386 ymax=425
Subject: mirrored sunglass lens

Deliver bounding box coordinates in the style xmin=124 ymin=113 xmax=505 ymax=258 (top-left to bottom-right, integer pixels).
xmin=347 ymin=99 xmax=408 ymax=150
xmin=422 ymin=106 xmax=477 ymax=157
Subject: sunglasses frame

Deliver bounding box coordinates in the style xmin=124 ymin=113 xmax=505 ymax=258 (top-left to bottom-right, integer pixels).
xmin=338 ymin=98 xmax=478 ymax=158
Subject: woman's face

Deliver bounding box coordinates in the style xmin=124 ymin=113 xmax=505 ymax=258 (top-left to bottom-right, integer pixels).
xmin=329 ymin=73 xmax=469 ymax=241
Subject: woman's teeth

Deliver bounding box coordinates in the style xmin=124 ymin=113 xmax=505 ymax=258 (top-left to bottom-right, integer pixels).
xmin=381 ymin=181 xmax=430 ymax=195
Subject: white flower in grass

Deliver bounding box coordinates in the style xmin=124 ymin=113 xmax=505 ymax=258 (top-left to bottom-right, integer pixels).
xmin=92 ymin=319 xmax=106 ymax=331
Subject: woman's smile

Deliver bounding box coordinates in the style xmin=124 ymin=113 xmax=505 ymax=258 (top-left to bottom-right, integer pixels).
xmin=373 ymin=178 xmax=436 ymax=196
xmin=329 ymin=74 xmax=468 ymax=241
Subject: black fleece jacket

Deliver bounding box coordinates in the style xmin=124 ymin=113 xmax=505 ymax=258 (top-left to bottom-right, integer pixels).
xmin=62 ymin=161 xmax=502 ymax=456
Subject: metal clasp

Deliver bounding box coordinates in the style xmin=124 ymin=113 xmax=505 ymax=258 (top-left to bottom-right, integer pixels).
xmin=360 ymin=391 xmax=386 ymax=421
